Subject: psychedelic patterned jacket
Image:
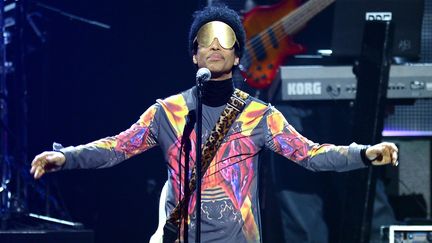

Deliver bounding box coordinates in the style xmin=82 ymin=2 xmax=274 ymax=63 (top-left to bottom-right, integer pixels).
xmin=59 ymin=87 xmax=368 ymax=242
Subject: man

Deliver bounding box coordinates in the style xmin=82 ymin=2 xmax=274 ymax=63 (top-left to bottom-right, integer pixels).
xmin=31 ymin=5 xmax=398 ymax=243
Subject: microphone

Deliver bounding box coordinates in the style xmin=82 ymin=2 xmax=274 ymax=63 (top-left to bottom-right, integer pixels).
xmin=196 ymin=68 xmax=211 ymax=82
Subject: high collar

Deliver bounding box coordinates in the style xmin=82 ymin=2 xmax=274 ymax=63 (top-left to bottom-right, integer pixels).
xmin=201 ymin=78 xmax=234 ymax=107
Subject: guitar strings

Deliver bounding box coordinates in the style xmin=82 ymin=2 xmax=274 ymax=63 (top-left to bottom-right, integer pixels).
xmin=247 ymin=0 xmax=332 ymax=56
xmin=245 ymin=1 xmax=312 ymax=60
xmin=246 ymin=0 xmax=330 ymax=61
xmin=244 ymin=0 xmax=334 ymax=64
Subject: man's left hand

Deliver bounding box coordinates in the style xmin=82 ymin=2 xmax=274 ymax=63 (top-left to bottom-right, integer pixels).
xmin=366 ymin=142 xmax=399 ymax=166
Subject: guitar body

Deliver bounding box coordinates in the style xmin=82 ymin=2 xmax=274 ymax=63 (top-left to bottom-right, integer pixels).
xmin=149 ymin=181 xmax=168 ymax=243
xmin=241 ymin=0 xmax=306 ymax=89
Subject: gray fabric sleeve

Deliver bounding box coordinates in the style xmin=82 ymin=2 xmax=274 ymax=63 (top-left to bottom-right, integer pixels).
xmin=54 ymin=104 xmax=161 ymax=170
xmin=264 ymin=106 xmax=368 ymax=172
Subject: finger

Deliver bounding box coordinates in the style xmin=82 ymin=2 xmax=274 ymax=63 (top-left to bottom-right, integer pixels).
xmin=384 ymin=145 xmax=395 ymax=165
xmin=368 ymin=147 xmax=380 ymax=161
xmin=379 ymin=153 xmax=390 ymax=164
xmin=34 ymin=166 xmax=45 ymax=179
xmin=30 ymin=165 xmax=36 ymax=174
xmin=390 ymin=143 xmax=398 ymax=153
xmin=30 ymin=158 xmax=46 ymax=174
xmin=381 ymin=142 xmax=398 ymax=153
xmin=31 ymin=152 xmax=49 ymax=166
xmin=373 ymin=146 xmax=390 ymax=165
xmin=33 ymin=167 xmax=39 ymax=179
xmin=31 ymin=156 xmax=41 ymax=167
xmin=392 ymin=150 xmax=398 ymax=166
xmin=385 ymin=146 xmax=392 ymax=164
xmin=379 ymin=145 xmax=388 ymax=161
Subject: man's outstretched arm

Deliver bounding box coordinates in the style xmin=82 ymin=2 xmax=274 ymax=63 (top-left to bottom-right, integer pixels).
xmin=30 ymin=104 xmax=161 ymax=179
xmin=264 ymin=107 xmax=398 ymax=172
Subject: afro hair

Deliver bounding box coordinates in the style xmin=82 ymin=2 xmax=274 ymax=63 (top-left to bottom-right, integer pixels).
xmin=188 ymin=4 xmax=246 ymax=59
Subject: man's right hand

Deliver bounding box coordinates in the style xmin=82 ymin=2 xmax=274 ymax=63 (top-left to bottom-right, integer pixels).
xmin=30 ymin=151 xmax=66 ymax=179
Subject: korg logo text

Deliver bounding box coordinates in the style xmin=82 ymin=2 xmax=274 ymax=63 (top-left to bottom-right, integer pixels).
xmin=365 ymin=12 xmax=392 ymax=21
xmin=287 ymin=82 xmax=322 ymax=95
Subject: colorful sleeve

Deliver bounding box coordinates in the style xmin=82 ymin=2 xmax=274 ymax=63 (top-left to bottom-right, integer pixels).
xmin=59 ymin=104 xmax=160 ymax=170
xmin=264 ymin=107 xmax=367 ymax=172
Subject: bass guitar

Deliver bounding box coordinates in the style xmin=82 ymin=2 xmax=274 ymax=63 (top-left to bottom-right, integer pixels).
xmin=240 ymin=0 xmax=335 ymax=89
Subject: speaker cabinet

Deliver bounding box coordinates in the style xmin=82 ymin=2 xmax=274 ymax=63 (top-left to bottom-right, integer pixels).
xmin=385 ymin=137 xmax=432 ymax=220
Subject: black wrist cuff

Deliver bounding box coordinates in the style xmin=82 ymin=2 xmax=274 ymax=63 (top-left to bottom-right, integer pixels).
xmin=361 ymin=147 xmax=372 ymax=166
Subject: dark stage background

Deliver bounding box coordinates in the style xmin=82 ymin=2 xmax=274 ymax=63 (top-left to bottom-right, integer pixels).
xmin=7 ymin=0 xmax=429 ymax=242
xmin=26 ymin=1 xmax=197 ymax=242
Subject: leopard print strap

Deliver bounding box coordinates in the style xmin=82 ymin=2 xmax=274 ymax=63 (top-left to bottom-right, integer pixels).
xmin=167 ymin=89 xmax=249 ymax=226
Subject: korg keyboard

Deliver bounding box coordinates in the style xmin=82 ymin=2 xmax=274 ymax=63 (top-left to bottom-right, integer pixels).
xmin=279 ymin=64 xmax=432 ymax=101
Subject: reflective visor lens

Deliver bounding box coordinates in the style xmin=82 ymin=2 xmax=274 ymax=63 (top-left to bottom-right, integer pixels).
xmin=195 ymin=21 xmax=237 ymax=49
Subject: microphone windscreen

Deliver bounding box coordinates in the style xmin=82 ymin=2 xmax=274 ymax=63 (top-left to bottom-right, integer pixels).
xmin=196 ymin=68 xmax=211 ymax=82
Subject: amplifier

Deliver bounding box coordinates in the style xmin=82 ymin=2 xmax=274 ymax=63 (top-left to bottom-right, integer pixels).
xmin=278 ymin=64 xmax=432 ymax=101
xmin=381 ymin=225 xmax=432 ymax=243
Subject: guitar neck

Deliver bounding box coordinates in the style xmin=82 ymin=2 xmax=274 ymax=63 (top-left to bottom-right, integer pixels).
xmin=280 ymin=0 xmax=335 ymax=35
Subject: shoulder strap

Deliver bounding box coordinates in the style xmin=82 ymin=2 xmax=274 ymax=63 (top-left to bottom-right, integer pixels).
xmin=166 ymin=89 xmax=249 ymax=227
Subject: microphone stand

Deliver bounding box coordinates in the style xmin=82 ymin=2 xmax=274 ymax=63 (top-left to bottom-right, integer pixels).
xmin=194 ymin=76 xmax=203 ymax=243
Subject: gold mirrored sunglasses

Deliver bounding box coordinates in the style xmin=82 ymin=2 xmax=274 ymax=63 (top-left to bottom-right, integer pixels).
xmin=194 ymin=21 xmax=238 ymax=49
